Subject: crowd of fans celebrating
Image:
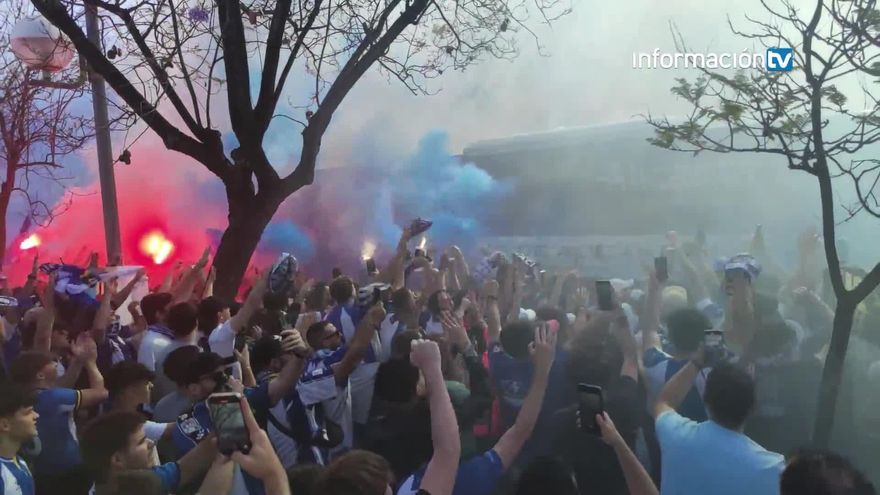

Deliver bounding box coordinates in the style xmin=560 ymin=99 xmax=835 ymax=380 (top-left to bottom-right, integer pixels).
xmin=0 ymin=223 xmax=877 ymax=495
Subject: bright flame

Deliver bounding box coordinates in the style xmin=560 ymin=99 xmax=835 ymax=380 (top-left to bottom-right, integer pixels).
xmin=361 ymin=240 xmax=376 ymax=260
xmin=20 ymin=234 xmax=41 ymax=250
xmin=418 ymin=235 xmax=427 ymax=250
xmin=139 ymin=230 xmax=175 ymax=265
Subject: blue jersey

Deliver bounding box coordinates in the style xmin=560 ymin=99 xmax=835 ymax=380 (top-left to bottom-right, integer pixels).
xmin=0 ymin=456 xmax=34 ymax=495
xmin=397 ymin=450 xmax=505 ymax=495
xmin=171 ymin=384 xmax=271 ymax=495
xmin=325 ymin=304 xmax=379 ymax=362
xmin=33 ymin=388 xmax=81 ymax=474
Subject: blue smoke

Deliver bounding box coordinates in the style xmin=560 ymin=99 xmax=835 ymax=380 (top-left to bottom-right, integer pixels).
xmin=258 ymin=220 xmax=316 ymax=261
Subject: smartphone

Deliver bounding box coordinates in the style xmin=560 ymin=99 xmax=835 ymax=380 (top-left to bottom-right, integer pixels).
xmin=577 ymin=384 xmax=604 ymax=435
xmin=207 ymin=393 xmax=251 ymax=455
xmin=655 ymin=256 xmax=668 ymax=282
xmin=365 ymin=258 xmax=378 ymax=275
xmin=596 ymin=280 xmax=614 ymax=311
xmin=704 ymin=330 xmax=725 ymax=368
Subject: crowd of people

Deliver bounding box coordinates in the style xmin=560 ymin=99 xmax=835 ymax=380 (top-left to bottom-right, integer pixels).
xmin=0 ymin=224 xmax=877 ymax=495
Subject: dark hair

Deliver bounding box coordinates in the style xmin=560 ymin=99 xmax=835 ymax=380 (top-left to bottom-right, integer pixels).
xmin=391 ymin=288 xmax=414 ymax=316
xmin=9 ymin=351 xmax=55 ymax=385
xmin=516 ymin=457 xmax=579 ymax=495
xmin=704 ymin=363 xmax=755 ymax=429
xmin=390 ymin=329 xmax=422 ymax=360
xmin=166 ymin=302 xmax=198 ymax=338
xmin=141 ymin=293 xmax=173 ymax=325
xmin=288 ymin=465 xmax=324 ymax=495
xmin=305 ymin=282 xmax=329 ymax=312
xmin=105 ymin=362 xmax=155 ymax=399
xmin=263 ymin=291 xmax=288 ymax=312
xmin=427 ymin=290 xmax=448 ymax=316
xmin=197 ymin=296 xmax=229 ymax=334
xmin=329 ymin=277 xmax=355 ymax=304
xmin=781 ymin=450 xmax=876 ymax=495
xmin=80 ymin=411 xmax=147 ymax=483
xmin=162 ymin=345 xmax=202 ymax=386
xmin=0 ymin=382 xmax=36 ymax=417
xmin=666 ymin=308 xmax=711 ymax=353
xmin=251 ymin=336 xmax=283 ymax=375
xmin=499 ymin=320 xmax=535 ymax=360
xmin=313 ymin=450 xmax=392 ymax=495
xmin=374 ymin=358 xmax=420 ymax=404
xmin=306 ymin=321 xmax=333 ymax=349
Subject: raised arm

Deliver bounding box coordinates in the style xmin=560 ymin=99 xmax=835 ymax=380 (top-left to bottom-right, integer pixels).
xmin=376 ymin=227 xmax=411 ymax=290
xmin=267 ymin=329 xmax=309 ymax=405
xmin=653 ymin=351 xmax=702 ymax=418
xmin=597 ymin=413 xmax=658 ymax=495
xmin=33 ymin=274 xmax=56 ymax=353
xmin=202 ymin=267 xmax=216 ymax=299
xmin=70 ymin=333 xmax=109 ymax=408
xmin=492 ymin=325 xmax=557 ymax=469
xmin=171 ymin=248 xmax=211 ymax=304
xmin=92 ymin=281 xmax=117 ymax=345
xmin=641 ymin=271 xmax=664 ymax=355
xmin=235 ymin=345 xmax=257 ymax=388
xmin=227 ymin=271 xmax=269 ymax=334
xmin=411 ymin=340 xmax=461 ymax=495
xmin=331 ymin=304 xmax=386 ymax=386
xmin=483 ymin=280 xmax=502 ymax=343
xmin=158 ymin=262 xmax=182 ymax=294
xmin=112 ymin=269 xmax=145 ymax=310
xmin=177 ymin=434 xmax=220 ymax=488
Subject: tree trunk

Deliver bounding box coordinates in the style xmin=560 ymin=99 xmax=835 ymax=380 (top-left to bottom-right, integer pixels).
xmin=211 ymin=193 xmax=281 ymax=301
xmin=813 ymin=298 xmax=856 ymax=447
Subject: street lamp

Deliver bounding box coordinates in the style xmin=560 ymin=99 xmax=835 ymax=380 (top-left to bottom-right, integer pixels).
xmin=11 ymin=12 xmax=122 ymax=263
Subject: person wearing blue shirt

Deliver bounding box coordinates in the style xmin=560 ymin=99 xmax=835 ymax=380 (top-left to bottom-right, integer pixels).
xmin=643 ymin=307 xmax=712 ymax=422
xmin=171 ymin=340 xmax=307 ymax=495
xmin=653 ymin=360 xmax=785 ymax=495
xmin=0 ymin=382 xmax=39 ymax=495
xmin=80 ymin=411 xmax=216 ymax=495
xmin=9 ymin=342 xmax=108 ymax=495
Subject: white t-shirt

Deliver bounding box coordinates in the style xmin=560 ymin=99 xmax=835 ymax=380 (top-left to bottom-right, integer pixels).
xmin=137 ymin=330 xmax=172 ymax=372
xmin=207 ymin=321 xmax=242 ymax=380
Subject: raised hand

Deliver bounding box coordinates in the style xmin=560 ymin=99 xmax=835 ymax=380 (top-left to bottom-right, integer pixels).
xmin=482 ymin=279 xmax=500 ymax=300
xmin=529 ymin=323 xmax=557 ymax=374
xmin=440 ymin=311 xmax=469 ymax=349
xmin=71 ymin=332 xmax=98 ymax=363
xmin=196 ymin=247 xmax=211 ymax=269
xmin=280 ymin=329 xmax=309 ymax=356
xmin=366 ymin=301 xmax=387 ymax=325
xmin=230 ymin=400 xmax=288 ymax=489
xmin=596 ymin=412 xmax=626 ymax=449
xmin=410 ymin=339 xmax=442 ymax=372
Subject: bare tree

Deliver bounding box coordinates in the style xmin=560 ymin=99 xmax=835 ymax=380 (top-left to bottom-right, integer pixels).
xmin=1 ymin=0 xmax=93 ymax=267
xmin=645 ymin=0 xmax=880 ymax=446
xmin=29 ymin=0 xmax=570 ymax=298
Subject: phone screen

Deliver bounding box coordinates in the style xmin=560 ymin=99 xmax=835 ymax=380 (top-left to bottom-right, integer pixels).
xmin=596 ymin=281 xmax=613 ymax=311
xmin=577 ymin=384 xmax=604 ymax=435
xmin=365 ymin=258 xmax=377 ymax=275
xmin=208 ymin=395 xmax=250 ymax=455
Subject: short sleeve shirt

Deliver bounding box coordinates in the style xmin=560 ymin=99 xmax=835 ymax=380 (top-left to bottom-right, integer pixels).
xmin=656 ymin=410 xmax=785 ymax=495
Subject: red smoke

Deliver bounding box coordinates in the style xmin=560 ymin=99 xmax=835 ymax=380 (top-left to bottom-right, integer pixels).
xmin=1 ymin=134 xmax=235 ymax=288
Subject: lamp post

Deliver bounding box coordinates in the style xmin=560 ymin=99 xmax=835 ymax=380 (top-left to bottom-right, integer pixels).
xmin=11 ymin=12 xmax=122 ymax=263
